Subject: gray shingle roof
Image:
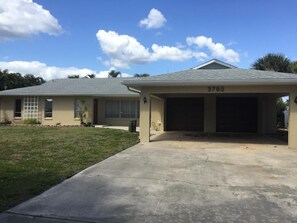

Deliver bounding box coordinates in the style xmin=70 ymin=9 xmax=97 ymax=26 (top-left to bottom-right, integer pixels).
xmin=122 ymin=68 xmax=297 ymax=87
xmin=0 ymin=78 xmax=138 ymax=96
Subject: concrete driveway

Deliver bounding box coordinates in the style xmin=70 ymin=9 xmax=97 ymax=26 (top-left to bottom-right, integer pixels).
xmin=1 ymin=133 xmax=297 ymax=223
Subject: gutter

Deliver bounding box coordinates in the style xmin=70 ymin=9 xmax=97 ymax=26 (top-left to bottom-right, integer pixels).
xmin=122 ymin=79 xmax=297 ymax=87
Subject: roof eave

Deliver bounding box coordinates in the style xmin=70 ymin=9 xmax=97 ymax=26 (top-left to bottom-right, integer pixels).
xmin=0 ymin=93 xmax=138 ymax=97
xmin=122 ymin=79 xmax=297 ymax=87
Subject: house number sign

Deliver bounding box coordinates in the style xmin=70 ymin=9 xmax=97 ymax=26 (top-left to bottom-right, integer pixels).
xmin=207 ymin=86 xmax=225 ymax=92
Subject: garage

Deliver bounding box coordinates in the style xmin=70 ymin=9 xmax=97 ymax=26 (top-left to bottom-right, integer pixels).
xmin=166 ymin=98 xmax=204 ymax=131
xmin=216 ymin=97 xmax=258 ymax=133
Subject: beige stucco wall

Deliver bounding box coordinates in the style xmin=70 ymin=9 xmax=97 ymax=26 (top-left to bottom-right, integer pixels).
xmin=0 ymin=96 xmax=94 ymax=126
xmin=139 ymin=90 xmax=151 ymax=142
xmin=41 ymin=96 xmax=93 ymax=126
xmin=151 ymin=96 xmax=164 ymax=131
xmin=0 ymin=96 xmax=140 ymax=126
xmin=0 ymin=96 xmax=16 ymax=123
xmin=289 ymin=90 xmax=297 ymax=149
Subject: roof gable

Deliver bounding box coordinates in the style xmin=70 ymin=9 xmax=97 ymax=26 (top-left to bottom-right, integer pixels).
xmin=192 ymin=59 xmax=237 ymax=69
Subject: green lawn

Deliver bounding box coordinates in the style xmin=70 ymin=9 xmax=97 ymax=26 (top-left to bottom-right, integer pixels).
xmin=0 ymin=127 xmax=139 ymax=212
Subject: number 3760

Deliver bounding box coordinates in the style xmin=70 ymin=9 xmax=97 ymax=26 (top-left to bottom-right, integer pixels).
xmin=207 ymin=86 xmax=224 ymax=92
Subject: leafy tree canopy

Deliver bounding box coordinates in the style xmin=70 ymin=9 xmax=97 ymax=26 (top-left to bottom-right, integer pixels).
xmin=0 ymin=69 xmax=45 ymax=91
xmin=134 ymin=73 xmax=150 ymax=77
xmin=68 ymin=74 xmax=96 ymax=79
xmin=68 ymin=74 xmax=80 ymax=78
xmin=290 ymin=61 xmax=297 ymax=73
xmin=252 ymin=53 xmax=292 ymax=73
xmin=108 ymin=70 xmax=121 ymax=78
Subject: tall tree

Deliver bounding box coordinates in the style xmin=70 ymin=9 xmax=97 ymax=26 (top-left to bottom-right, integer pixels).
xmin=134 ymin=73 xmax=150 ymax=77
xmin=108 ymin=70 xmax=121 ymax=78
xmin=0 ymin=70 xmax=45 ymax=91
xmin=290 ymin=61 xmax=297 ymax=73
xmin=252 ymin=53 xmax=292 ymax=73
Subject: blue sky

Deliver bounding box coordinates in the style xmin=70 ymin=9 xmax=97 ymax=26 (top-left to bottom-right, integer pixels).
xmin=0 ymin=0 xmax=296 ymax=80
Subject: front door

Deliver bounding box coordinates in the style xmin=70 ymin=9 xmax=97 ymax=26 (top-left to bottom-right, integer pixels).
xmin=93 ymin=99 xmax=98 ymax=124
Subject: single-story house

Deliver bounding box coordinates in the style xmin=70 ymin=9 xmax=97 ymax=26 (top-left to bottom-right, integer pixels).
xmin=1 ymin=59 xmax=297 ymax=149
xmin=0 ymin=78 xmax=142 ymax=127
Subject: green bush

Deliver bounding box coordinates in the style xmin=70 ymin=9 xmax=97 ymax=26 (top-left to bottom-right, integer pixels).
xmin=23 ymin=119 xmax=41 ymax=125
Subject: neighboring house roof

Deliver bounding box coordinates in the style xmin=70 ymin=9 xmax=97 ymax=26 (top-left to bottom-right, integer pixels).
xmin=0 ymin=78 xmax=138 ymax=96
xmin=122 ymin=68 xmax=297 ymax=87
xmin=192 ymin=59 xmax=237 ymax=69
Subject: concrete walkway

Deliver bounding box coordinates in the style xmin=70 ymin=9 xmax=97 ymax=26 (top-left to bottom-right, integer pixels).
xmin=1 ymin=135 xmax=297 ymax=222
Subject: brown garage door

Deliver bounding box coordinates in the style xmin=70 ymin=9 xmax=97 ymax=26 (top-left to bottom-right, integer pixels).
xmin=216 ymin=97 xmax=258 ymax=133
xmin=166 ymin=98 xmax=204 ymax=131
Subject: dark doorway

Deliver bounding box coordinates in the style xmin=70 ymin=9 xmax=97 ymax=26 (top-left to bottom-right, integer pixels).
xmin=216 ymin=97 xmax=258 ymax=133
xmin=93 ymin=99 xmax=98 ymax=124
xmin=166 ymin=98 xmax=204 ymax=131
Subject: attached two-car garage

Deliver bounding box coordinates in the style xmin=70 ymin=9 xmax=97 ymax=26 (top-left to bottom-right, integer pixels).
xmin=166 ymin=98 xmax=204 ymax=131
xmin=166 ymin=97 xmax=258 ymax=133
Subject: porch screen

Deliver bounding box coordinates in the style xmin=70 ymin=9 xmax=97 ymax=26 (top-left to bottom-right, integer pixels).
xmin=105 ymin=100 xmax=139 ymax=118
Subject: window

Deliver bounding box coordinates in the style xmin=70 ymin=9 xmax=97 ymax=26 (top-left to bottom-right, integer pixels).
xmin=121 ymin=100 xmax=137 ymax=118
xmin=23 ymin=97 xmax=39 ymax=119
xmin=105 ymin=100 xmax=120 ymax=118
xmin=105 ymin=100 xmax=139 ymax=118
xmin=14 ymin=99 xmax=22 ymax=118
xmin=45 ymin=99 xmax=53 ymax=118
xmin=74 ymin=99 xmax=81 ymax=118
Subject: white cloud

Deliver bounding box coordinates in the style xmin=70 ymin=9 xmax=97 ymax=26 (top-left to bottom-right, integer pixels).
xmin=0 ymin=61 xmax=130 ymax=80
xmin=192 ymin=52 xmax=208 ymax=61
xmin=96 ymin=30 xmax=196 ymax=68
xmin=0 ymin=0 xmax=62 ymax=41
xmin=139 ymin=8 xmax=166 ymax=29
xmin=96 ymin=30 xmax=151 ymax=68
xmin=186 ymin=36 xmax=240 ymax=63
xmin=151 ymin=44 xmax=192 ymax=61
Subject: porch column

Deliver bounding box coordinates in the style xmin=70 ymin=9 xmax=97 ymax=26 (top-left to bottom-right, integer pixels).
xmin=204 ymin=95 xmax=216 ymax=133
xmin=289 ymin=90 xmax=297 ymax=149
xmin=150 ymin=96 xmax=164 ymax=132
xmin=139 ymin=90 xmax=151 ymax=143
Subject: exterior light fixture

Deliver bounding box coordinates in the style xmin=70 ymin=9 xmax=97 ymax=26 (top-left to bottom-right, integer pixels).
xmin=295 ymin=96 xmax=297 ymax=104
xmin=143 ymin=97 xmax=147 ymax=104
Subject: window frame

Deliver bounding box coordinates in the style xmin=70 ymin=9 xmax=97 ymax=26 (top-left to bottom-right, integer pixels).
xmin=74 ymin=99 xmax=81 ymax=119
xmin=44 ymin=98 xmax=53 ymax=118
xmin=105 ymin=99 xmax=139 ymax=119
xmin=14 ymin=99 xmax=22 ymax=118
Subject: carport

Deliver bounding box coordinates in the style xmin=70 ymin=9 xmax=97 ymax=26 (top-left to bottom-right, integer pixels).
xmin=122 ymin=60 xmax=297 ymax=149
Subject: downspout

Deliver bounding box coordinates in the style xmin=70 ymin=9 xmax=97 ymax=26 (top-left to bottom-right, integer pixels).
xmin=126 ymin=86 xmax=141 ymax=94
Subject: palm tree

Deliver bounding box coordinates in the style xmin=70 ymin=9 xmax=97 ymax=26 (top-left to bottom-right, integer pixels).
xmin=108 ymin=70 xmax=121 ymax=78
xmin=290 ymin=61 xmax=297 ymax=73
xmin=68 ymin=74 xmax=80 ymax=78
xmin=252 ymin=53 xmax=292 ymax=73
xmin=134 ymin=73 xmax=150 ymax=77
xmin=85 ymin=74 xmax=96 ymax=78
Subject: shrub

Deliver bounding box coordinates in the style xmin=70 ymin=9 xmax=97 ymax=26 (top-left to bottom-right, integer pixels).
xmin=23 ymin=119 xmax=41 ymax=125
xmin=0 ymin=119 xmax=12 ymax=125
